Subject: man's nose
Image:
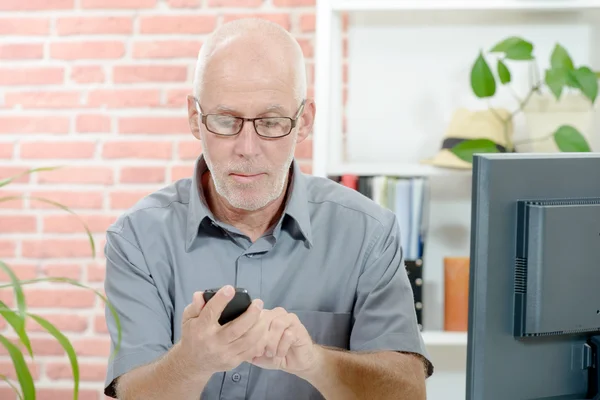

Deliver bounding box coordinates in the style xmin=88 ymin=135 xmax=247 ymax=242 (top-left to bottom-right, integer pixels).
xmin=233 ymin=119 xmax=261 ymax=157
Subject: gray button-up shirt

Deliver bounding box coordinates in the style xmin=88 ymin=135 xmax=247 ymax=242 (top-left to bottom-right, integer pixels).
xmin=103 ymin=155 xmax=433 ymax=399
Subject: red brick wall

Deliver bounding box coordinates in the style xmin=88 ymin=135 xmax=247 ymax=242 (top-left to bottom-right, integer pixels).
xmin=0 ymin=0 xmax=315 ymax=398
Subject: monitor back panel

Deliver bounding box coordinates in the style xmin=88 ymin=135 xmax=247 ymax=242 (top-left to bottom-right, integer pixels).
xmin=466 ymin=153 xmax=600 ymax=400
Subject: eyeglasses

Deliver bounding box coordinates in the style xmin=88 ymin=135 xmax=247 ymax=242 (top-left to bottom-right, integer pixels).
xmin=194 ymin=98 xmax=306 ymax=139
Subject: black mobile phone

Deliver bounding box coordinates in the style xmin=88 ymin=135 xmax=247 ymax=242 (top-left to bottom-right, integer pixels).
xmin=203 ymin=287 xmax=252 ymax=325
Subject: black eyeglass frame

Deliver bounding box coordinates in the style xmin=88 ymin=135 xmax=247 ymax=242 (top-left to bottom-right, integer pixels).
xmin=193 ymin=97 xmax=306 ymax=139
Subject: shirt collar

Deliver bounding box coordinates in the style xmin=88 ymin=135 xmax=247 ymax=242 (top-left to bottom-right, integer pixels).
xmin=185 ymin=154 xmax=312 ymax=251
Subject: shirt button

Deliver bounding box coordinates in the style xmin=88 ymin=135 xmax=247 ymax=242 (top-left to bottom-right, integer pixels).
xmin=232 ymin=373 xmax=241 ymax=382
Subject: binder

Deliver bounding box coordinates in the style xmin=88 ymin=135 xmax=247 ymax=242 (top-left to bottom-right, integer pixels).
xmin=405 ymin=258 xmax=424 ymax=331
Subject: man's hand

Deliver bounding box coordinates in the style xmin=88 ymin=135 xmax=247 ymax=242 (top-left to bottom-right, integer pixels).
xmin=250 ymin=307 xmax=319 ymax=376
xmin=180 ymin=285 xmax=268 ymax=376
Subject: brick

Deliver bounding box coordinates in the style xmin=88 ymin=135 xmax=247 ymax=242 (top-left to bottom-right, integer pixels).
xmin=43 ymin=214 xmax=117 ymax=233
xmin=86 ymin=262 xmax=105 ymax=282
xmin=0 ymin=190 xmax=23 ymax=209
xmin=118 ymin=117 xmax=189 ymax=134
xmin=94 ymin=314 xmax=108 ymax=333
xmin=36 ymin=389 xmax=98 ymax=400
xmin=178 ymin=140 xmax=202 ymax=160
xmin=273 ymin=0 xmax=315 ymax=5
xmin=22 ymin=287 xmax=96 ymax=307
xmin=36 ymin=167 xmax=113 ymax=185
xmin=294 ymin=138 xmax=313 ymax=158
xmin=109 ymin=190 xmax=152 ymax=209
xmin=0 ymin=43 xmax=44 ymax=59
xmin=171 ymin=164 xmax=193 ymax=181
xmin=26 ymin=313 xmax=88 ymax=332
xmin=102 ymin=141 xmax=172 ymax=159
xmin=299 ymin=13 xmax=315 ymax=32
xmin=0 ymin=361 xmax=40 ymax=381
xmin=71 ymin=65 xmax=105 ymax=83
xmin=51 ymin=41 xmax=125 ymax=60
xmin=113 ymin=65 xmax=188 ymax=83
xmin=0 ymin=240 xmax=15 ymax=257
xmin=296 ymin=38 xmax=313 ymax=58
xmin=30 ymin=191 xmax=103 ymax=209
xmin=57 ymin=16 xmax=133 ymax=35
xmin=167 ymin=0 xmax=200 ymax=7
xmin=165 ymin=89 xmax=190 ymax=108
xmin=208 ymin=0 xmax=261 ymax=6
xmin=223 ymin=14 xmax=290 ymax=30
xmin=120 ymin=166 xmax=165 ymax=183
xmin=0 ymin=117 xmax=69 ymax=134
xmin=74 ymin=337 xmax=111 ymax=356
xmin=0 ymin=167 xmax=31 ymax=183
xmin=87 ymin=89 xmax=160 ymax=108
xmin=82 ymin=0 xmax=156 ymax=8
xmin=0 ymin=215 xmax=36 ymax=233
xmin=0 ymin=143 xmax=13 ymax=158
xmin=47 ymin=361 xmax=107 ymax=381
xmin=0 ymin=263 xmax=37 ymax=281
xmin=133 ymin=40 xmax=202 ymax=59
xmin=0 ymin=18 xmax=50 ymax=35
xmin=76 ymin=114 xmax=111 ymax=133
xmin=139 ymin=15 xmax=216 ymax=34
xmin=0 ymin=67 xmax=63 ymax=86
xmin=41 ymin=263 xmax=82 ymax=280
xmin=20 ymin=141 xmax=95 ymax=159
xmin=300 ymin=162 xmax=312 ymax=174
xmin=4 ymin=91 xmax=81 ymax=109
xmin=22 ymin=239 xmax=97 ymax=258
xmin=0 ymin=0 xmax=73 ymax=10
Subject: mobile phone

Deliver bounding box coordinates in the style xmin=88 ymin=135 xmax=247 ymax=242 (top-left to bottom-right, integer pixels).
xmin=203 ymin=287 xmax=252 ymax=325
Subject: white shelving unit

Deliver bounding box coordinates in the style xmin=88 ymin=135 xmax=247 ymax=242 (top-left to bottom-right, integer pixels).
xmin=313 ymin=1 xmax=600 ymax=398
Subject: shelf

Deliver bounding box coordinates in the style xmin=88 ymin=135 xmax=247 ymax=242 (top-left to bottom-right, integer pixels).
xmin=327 ymin=162 xmax=472 ymax=177
xmin=422 ymin=331 xmax=468 ymax=346
xmin=331 ymin=0 xmax=600 ymax=12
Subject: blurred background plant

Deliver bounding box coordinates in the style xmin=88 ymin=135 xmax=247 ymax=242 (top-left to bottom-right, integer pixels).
xmin=0 ymin=167 xmax=121 ymax=400
xmin=451 ymin=36 xmax=599 ymax=163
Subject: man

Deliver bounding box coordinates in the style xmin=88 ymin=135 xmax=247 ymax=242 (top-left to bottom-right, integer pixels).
xmin=103 ymin=18 xmax=433 ymax=400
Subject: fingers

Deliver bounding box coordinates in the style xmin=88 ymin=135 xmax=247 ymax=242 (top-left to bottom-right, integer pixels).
xmin=200 ymin=285 xmax=235 ymax=325
xmin=264 ymin=312 xmax=294 ymax=357
xmin=182 ymin=291 xmax=205 ymax=322
xmin=276 ymin=329 xmax=297 ymax=357
xmin=221 ymin=298 xmax=264 ymax=343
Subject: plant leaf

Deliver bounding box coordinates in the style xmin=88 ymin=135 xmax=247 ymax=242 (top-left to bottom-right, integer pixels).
xmin=497 ymin=59 xmax=511 ymax=84
xmin=0 ymin=277 xmax=122 ymax=360
xmin=596 ymin=71 xmax=600 ymax=78
xmin=471 ymin=52 xmax=496 ymax=98
xmin=550 ymin=44 xmax=574 ymax=71
xmin=0 ymin=302 xmax=32 ymax=359
xmin=0 ymin=335 xmax=35 ymax=400
xmin=553 ymin=125 xmax=591 ymax=152
xmin=0 ymin=373 xmax=23 ymax=400
xmin=0 ymin=166 xmax=62 ymax=188
xmin=450 ymin=139 xmax=500 ymax=163
xmin=490 ymin=36 xmax=533 ymax=60
xmin=570 ymin=66 xmax=598 ymax=103
xmin=28 ymin=314 xmax=79 ymax=400
xmin=0 ymin=261 xmax=27 ymax=327
xmin=0 ymin=195 xmax=95 ymax=258
xmin=545 ymin=68 xmax=566 ymax=100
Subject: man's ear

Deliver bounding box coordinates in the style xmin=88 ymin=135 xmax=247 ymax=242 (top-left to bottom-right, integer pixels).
xmin=187 ymin=95 xmax=201 ymax=140
xmin=296 ymin=98 xmax=315 ymax=144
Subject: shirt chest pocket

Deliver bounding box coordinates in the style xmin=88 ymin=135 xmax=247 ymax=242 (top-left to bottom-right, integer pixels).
xmin=290 ymin=310 xmax=352 ymax=349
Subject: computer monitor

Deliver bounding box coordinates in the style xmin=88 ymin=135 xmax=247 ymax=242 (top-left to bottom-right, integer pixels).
xmin=466 ymin=153 xmax=600 ymax=400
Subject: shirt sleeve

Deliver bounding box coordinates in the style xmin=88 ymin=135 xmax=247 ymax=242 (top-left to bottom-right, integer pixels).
xmin=103 ymin=227 xmax=173 ymax=398
xmin=349 ymin=211 xmax=434 ymax=378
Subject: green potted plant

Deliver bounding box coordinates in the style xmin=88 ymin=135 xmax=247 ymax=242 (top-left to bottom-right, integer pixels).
xmin=451 ymin=36 xmax=600 ymax=163
xmin=0 ymin=167 xmax=121 ymax=400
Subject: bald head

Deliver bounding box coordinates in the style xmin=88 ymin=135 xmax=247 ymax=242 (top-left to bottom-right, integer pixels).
xmin=192 ymin=18 xmax=307 ymax=104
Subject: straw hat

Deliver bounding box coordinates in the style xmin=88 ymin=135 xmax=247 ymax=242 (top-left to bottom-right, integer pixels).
xmin=421 ymin=107 xmax=514 ymax=169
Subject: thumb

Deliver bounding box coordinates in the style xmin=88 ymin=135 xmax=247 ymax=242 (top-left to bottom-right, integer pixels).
xmin=182 ymin=291 xmax=206 ymax=322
